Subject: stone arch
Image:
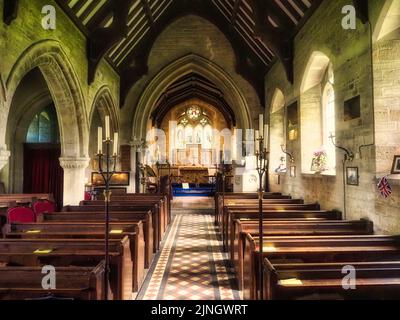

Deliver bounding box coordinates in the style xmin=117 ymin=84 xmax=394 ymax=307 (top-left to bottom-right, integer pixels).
xmin=300 ymin=51 xmax=335 ymax=174
xmin=269 ymin=88 xmax=286 ymax=191
xmin=90 ymin=85 xmax=119 ymax=133
xmin=5 ymin=39 xmax=88 ymax=158
xmin=132 ymin=54 xmax=252 ymax=140
xmin=300 ymin=51 xmax=331 ymax=94
xmin=373 ymin=0 xmax=400 ymax=42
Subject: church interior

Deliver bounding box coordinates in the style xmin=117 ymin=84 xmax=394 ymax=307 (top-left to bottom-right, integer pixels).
xmin=0 ymin=0 xmax=400 ymax=302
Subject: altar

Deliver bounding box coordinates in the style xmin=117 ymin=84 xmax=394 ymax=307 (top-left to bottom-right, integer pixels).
xmin=178 ymin=166 xmax=209 ymax=184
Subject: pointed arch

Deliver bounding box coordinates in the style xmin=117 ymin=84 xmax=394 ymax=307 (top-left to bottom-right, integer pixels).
xmin=5 ymin=40 xmax=88 ymax=158
xmin=90 ymin=85 xmax=119 ymax=133
xmin=373 ymin=0 xmax=400 ymax=42
xmin=300 ymin=51 xmax=331 ymax=94
xmin=132 ymin=54 xmax=252 ymax=140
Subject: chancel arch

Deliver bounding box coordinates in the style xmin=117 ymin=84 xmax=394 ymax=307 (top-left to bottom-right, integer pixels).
xmin=300 ymin=51 xmax=336 ymax=175
xmin=4 ymin=40 xmax=89 ymax=205
xmin=132 ymin=54 xmax=252 ymax=142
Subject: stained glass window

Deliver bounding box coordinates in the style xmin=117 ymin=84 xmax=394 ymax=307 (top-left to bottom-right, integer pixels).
xmin=26 ymin=105 xmax=59 ymax=143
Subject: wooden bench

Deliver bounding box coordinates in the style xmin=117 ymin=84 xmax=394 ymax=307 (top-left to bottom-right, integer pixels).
xmin=243 ymin=234 xmax=400 ymax=300
xmin=5 ymin=221 xmax=145 ymax=292
xmin=214 ymin=192 xmax=287 ymax=224
xmin=66 ymin=204 xmax=162 ymax=251
xmin=219 ymin=199 xmax=309 ymax=238
xmin=263 ymin=260 xmax=400 ymax=300
xmin=216 ymin=195 xmax=296 ymax=226
xmin=0 ymin=262 xmax=106 ymax=300
xmin=232 ymin=219 xmax=373 ymax=291
xmin=38 ymin=211 xmax=154 ymax=268
xmin=223 ymin=205 xmax=340 ymax=250
xmin=0 ymin=237 xmax=133 ymax=300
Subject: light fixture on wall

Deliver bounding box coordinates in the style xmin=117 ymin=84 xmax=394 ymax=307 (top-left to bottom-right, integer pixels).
xmin=281 ymin=145 xmax=295 ymax=163
xmin=329 ymin=134 xmax=354 ymax=162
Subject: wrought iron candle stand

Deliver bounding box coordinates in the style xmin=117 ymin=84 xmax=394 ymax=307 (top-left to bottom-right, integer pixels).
xmin=96 ymin=139 xmax=118 ymax=300
xmin=255 ymin=136 xmax=269 ymax=300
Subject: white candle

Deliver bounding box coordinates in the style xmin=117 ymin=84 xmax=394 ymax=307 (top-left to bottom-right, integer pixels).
xmin=113 ymin=132 xmax=119 ymax=156
xmin=259 ymin=114 xmax=264 ymax=137
xmin=264 ymin=124 xmax=269 ymax=150
xmin=98 ymin=127 xmax=103 ymax=154
xmin=105 ymin=116 xmax=110 ymax=140
xmin=255 ymin=130 xmax=260 ymax=153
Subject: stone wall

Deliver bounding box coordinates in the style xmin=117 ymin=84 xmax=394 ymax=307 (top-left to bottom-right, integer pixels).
xmin=265 ymin=0 xmax=399 ymax=233
xmin=121 ymin=14 xmax=262 ymax=143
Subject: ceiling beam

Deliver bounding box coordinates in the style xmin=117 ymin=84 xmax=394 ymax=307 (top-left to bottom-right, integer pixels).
xmin=119 ymin=0 xmax=268 ymax=107
xmin=87 ymin=0 xmax=135 ymax=84
xmin=231 ymin=0 xmax=241 ymax=27
xmin=141 ymin=0 xmax=155 ymax=30
xmin=3 ymin=0 xmax=19 ymax=25
xmin=353 ymin=0 xmax=369 ymax=24
xmin=249 ymin=0 xmax=294 ymax=84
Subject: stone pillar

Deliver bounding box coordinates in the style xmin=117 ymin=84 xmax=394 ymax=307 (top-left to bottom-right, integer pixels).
xmin=60 ymin=157 xmax=90 ymax=206
xmin=0 ymin=148 xmax=10 ymax=172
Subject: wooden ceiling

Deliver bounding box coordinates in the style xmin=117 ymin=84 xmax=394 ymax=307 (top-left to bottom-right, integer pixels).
xmin=3 ymin=1 xmax=369 ymax=106
xmin=52 ymin=0 xmax=330 ymax=105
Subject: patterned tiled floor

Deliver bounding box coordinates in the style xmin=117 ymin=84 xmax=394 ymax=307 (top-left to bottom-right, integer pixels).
xmin=137 ymin=198 xmax=240 ymax=300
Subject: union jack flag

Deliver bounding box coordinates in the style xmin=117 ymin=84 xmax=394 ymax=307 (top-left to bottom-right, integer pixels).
xmin=377 ymin=177 xmax=392 ymax=198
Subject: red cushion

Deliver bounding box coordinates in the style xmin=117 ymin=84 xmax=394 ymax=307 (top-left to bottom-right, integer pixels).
xmin=84 ymin=191 xmax=92 ymax=201
xmin=7 ymin=207 xmax=36 ymax=223
xmin=33 ymin=200 xmax=56 ymax=216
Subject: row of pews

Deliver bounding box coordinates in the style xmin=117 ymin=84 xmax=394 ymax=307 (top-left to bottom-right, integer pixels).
xmin=216 ymin=192 xmax=400 ymax=300
xmin=0 ymin=186 xmax=172 ymax=300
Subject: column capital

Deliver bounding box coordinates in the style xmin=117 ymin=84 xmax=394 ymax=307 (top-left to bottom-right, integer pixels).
xmin=0 ymin=149 xmax=10 ymax=171
xmin=59 ymin=157 xmax=90 ymax=170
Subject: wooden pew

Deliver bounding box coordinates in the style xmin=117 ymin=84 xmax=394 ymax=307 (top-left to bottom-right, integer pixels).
xmin=68 ymin=204 xmax=162 ymax=251
xmin=263 ymin=260 xmax=400 ymax=300
xmin=111 ymin=194 xmax=171 ymax=225
xmin=94 ymin=193 xmax=171 ymax=226
xmin=223 ymin=204 xmax=340 ymax=250
xmin=0 ymin=238 xmax=133 ymax=300
xmin=5 ymin=221 xmax=145 ymax=292
xmin=38 ymin=211 xmax=154 ymax=268
xmin=220 ymin=199 xmax=308 ymax=238
xmin=232 ymin=219 xmax=373 ymax=290
xmin=243 ymin=234 xmax=400 ymax=300
xmin=0 ymin=262 xmax=106 ymax=300
xmin=215 ymin=193 xmax=293 ymax=226
xmin=0 ymin=194 xmax=53 ymax=206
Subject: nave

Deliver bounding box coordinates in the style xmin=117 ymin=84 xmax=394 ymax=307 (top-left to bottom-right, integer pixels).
xmin=138 ymin=197 xmax=240 ymax=300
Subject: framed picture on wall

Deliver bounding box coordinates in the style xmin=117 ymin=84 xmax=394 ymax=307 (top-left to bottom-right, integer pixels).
xmin=391 ymin=155 xmax=400 ymax=174
xmin=346 ymin=167 xmax=359 ymax=186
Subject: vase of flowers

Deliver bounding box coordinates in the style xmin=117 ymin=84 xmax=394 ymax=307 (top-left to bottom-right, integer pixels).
xmin=311 ymin=149 xmax=328 ymax=173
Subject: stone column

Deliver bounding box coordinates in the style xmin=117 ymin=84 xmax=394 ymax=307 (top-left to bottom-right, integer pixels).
xmin=60 ymin=157 xmax=90 ymax=206
xmin=0 ymin=148 xmax=10 ymax=172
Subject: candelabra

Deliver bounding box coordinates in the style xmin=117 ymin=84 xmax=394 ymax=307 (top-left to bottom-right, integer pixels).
xmin=96 ymin=116 xmax=119 ymax=300
xmin=255 ymin=136 xmax=269 ymax=300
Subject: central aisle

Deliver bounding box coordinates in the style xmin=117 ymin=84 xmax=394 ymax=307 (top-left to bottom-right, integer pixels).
xmin=138 ymin=197 xmax=240 ymax=300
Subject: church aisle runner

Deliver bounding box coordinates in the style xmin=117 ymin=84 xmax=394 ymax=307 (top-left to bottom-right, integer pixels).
xmin=138 ymin=210 xmax=240 ymax=300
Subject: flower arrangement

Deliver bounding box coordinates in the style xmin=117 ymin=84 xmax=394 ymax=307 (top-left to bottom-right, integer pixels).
xmin=311 ymin=148 xmax=328 ymax=172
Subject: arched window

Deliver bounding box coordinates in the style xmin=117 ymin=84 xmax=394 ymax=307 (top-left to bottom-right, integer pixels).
xmin=322 ymin=83 xmax=336 ymax=172
xmin=300 ymin=53 xmax=336 ymax=175
xmin=26 ymin=105 xmax=59 ymax=143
